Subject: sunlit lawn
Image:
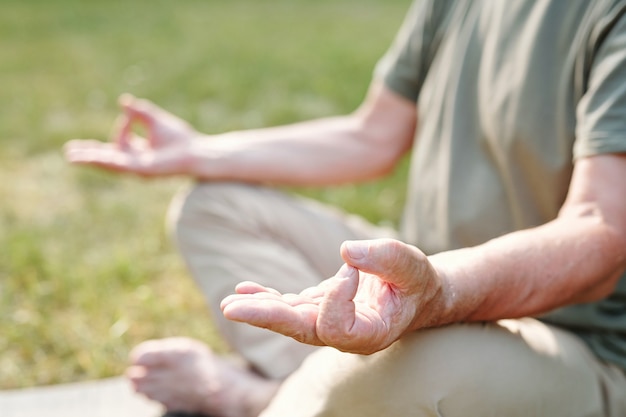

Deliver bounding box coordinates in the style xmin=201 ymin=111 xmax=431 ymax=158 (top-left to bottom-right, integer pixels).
xmin=0 ymin=0 xmax=410 ymax=388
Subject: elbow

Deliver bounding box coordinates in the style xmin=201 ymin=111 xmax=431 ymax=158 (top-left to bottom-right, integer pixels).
xmin=604 ymin=232 xmax=626 ymax=296
xmin=355 ymin=124 xmax=413 ymax=180
xmin=600 ymin=217 xmax=626 ymax=293
xmin=557 ymin=203 xmax=626 ymax=303
xmin=585 ymin=268 xmax=624 ymax=302
xmin=581 ymin=226 xmax=626 ymax=302
xmin=371 ymin=146 xmax=410 ymax=177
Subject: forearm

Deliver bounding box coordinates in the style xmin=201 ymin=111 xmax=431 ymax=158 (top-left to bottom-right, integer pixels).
xmin=64 ymin=84 xmax=416 ymax=183
xmin=186 ymin=82 xmax=416 ymax=186
xmin=427 ymin=211 xmax=626 ymax=327
xmin=188 ymin=115 xmax=403 ymax=185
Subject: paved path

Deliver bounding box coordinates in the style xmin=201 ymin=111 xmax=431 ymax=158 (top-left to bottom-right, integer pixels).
xmin=0 ymin=377 xmax=163 ymax=417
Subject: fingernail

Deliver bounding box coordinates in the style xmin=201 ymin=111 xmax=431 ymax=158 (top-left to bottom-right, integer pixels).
xmin=345 ymin=241 xmax=368 ymax=260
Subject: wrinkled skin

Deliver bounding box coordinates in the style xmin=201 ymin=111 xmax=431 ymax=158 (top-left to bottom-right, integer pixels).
xmin=221 ymin=238 xmax=446 ymax=355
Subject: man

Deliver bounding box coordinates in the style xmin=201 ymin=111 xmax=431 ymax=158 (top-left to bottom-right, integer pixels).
xmin=65 ymin=0 xmax=626 ymax=416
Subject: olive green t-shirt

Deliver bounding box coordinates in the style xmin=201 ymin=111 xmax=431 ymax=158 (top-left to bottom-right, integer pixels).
xmin=377 ymin=0 xmax=626 ymax=369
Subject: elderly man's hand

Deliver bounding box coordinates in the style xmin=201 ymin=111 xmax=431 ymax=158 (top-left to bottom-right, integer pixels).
xmin=220 ymin=239 xmax=448 ymax=355
xmin=64 ymin=95 xmax=197 ymax=177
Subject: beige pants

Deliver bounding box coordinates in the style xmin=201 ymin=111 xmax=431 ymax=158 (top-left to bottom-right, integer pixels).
xmin=169 ymin=182 xmax=626 ymax=417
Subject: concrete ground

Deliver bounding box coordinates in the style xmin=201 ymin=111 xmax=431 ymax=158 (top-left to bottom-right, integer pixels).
xmin=0 ymin=377 xmax=163 ymax=417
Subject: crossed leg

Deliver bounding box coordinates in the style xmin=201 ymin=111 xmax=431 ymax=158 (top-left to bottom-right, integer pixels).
xmin=127 ymin=182 xmax=394 ymax=415
xmin=261 ymin=319 xmax=626 ymax=417
xmin=124 ymin=182 xmax=626 ymax=416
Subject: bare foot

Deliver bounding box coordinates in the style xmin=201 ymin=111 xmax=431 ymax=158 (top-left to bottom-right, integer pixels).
xmin=126 ymin=337 xmax=280 ymax=417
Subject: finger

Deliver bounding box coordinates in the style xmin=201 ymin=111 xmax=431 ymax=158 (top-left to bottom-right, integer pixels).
xmin=317 ymin=264 xmax=360 ymax=343
xmin=236 ymin=280 xmax=326 ymax=300
xmin=63 ymin=140 xmax=159 ymax=176
xmin=63 ymin=139 xmax=107 ymax=153
xmin=234 ymin=281 xmax=281 ymax=295
xmin=221 ymin=297 xmax=322 ymax=346
xmin=64 ymin=142 xmax=116 ymax=162
xmin=299 ymin=285 xmax=325 ymax=299
xmin=221 ymin=296 xmax=288 ymax=320
xmin=117 ymin=93 xmax=157 ymax=143
xmin=221 ymin=289 xmax=316 ymax=309
xmin=340 ymin=239 xmax=430 ymax=289
xmin=64 ymin=146 xmax=133 ymax=171
xmin=299 ymin=276 xmax=342 ymax=300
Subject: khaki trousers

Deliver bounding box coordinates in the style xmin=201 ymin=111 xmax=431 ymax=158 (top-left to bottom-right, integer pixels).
xmin=169 ymin=182 xmax=626 ymax=417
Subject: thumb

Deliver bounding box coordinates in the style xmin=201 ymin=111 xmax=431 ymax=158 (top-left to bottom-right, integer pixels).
xmin=340 ymin=238 xmax=430 ymax=289
xmin=317 ymin=264 xmax=360 ymax=344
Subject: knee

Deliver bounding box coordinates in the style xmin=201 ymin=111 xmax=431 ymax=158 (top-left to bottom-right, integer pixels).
xmin=166 ymin=182 xmax=254 ymax=243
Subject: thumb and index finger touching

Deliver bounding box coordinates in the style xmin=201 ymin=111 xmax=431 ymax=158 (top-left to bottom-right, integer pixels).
xmin=316 ymin=240 xmax=428 ymax=352
xmin=113 ymin=94 xmax=158 ymax=148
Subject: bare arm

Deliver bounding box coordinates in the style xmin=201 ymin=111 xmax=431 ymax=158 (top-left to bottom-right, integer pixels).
xmin=192 ymin=82 xmax=416 ymax=185
xmin=429 ymin=153 xmax=626 ymax=325
xmin=64 ymin=82 xmax=417 ymax=186
xmin=221 ymin=153 xmax=626 ymax=354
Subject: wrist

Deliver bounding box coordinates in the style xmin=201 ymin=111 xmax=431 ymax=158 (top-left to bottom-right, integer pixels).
xmin=400 ymin=257 xmax=453 ymax=334
xmin=422 ymin=252 xmax=472 ymax=327
xmin=186 ymin=134 xmax=219 ymax=179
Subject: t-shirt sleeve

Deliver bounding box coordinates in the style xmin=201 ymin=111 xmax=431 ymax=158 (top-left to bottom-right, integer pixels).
xmin=374 ymin=0 xmax=453 ymax=102
xmin=574 ymin=5 xmax=626 ymax=159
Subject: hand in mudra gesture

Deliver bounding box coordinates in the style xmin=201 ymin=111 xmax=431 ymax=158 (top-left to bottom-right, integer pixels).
xmin=64 ymin=94 xmax=197 ymax=177
xmin=221 ymin=238 xmax=446 ymax=355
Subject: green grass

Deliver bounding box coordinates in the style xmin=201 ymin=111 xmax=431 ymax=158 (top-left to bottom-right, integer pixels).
xmin=0 ymin=0 xmax=410 ymax=389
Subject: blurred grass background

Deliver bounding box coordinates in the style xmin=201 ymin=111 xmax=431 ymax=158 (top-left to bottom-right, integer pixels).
xmin=0 ymin=0 xmax=410 ymax=389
